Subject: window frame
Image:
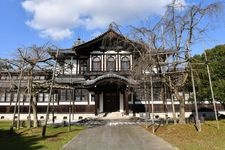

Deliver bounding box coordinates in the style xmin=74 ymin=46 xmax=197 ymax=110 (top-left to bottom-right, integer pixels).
xmin=92 ymin=56 xmax=101 ymax=71
xmin=121 ymin=56 xmax=130 ymax=71
xmin=106 ymin=56 xmax=116 ymax=71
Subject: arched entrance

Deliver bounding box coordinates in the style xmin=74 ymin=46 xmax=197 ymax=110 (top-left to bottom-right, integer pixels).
xmin=84 ymin=73 xmax=136 ymax=115
xmin=94 ymin=79 xmax=126 ymax=113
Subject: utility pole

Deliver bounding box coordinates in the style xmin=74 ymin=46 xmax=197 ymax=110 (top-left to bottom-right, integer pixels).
xmin=27 ymin=69 xmax=32 ymax=128
xmin=169 ymin=76 xmax=176 ymax=124
xmin=68 ymin=56 xmax=73 ymax=132
xmin=204 ymin=52 xmax=219 ymax=129
xmin=144 ymin=73 xmax=148 ymax=128
xmin=150 ymin=75 xmax=155 ymax=134
xmin=190 ymin=63 xmax=201 ymax=132
xmin=52 ymin=92 xmax=55 ymax=126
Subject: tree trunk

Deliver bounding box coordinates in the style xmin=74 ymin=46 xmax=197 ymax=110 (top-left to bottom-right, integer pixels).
xmin=174 ymin=89 xmax=186 ymax=124
xmin=179 ymin=98 xmax=186 ymax=124
xmin=32 ymin=95 xmax=38 ymax=127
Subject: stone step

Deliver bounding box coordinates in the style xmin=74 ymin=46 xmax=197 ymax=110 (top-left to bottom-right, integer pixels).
xmin=97 ymin=112 xmax=129 ymax=119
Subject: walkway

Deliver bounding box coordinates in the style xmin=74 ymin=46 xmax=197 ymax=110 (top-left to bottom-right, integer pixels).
xmin=62 ymin=125 xmax=175 ymax=150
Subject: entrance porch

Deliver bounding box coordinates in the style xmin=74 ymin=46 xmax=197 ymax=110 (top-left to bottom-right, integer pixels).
xmin=84 ymin=73 xmax=135 ymax=115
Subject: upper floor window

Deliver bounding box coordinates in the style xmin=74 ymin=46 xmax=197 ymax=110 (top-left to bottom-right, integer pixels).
xmin=92 ymin=56 xmax=101 ymax=71
xmin=121 ymin=57 xmax=130 ymax=71
xmin=107 ymin=56 xmax=116 ymax=71
xmin=80 ymin=60 xmax=87 ymax=74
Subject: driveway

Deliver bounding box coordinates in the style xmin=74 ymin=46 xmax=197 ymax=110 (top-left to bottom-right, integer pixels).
xmin=62 ymin=125 xmax=175 ymax=150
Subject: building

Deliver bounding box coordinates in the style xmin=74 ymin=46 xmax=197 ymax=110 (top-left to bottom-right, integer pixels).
xmin=0 ymin=27 xmax=224 ymax=122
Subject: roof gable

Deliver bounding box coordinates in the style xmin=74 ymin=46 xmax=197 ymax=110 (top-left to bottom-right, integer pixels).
xmin=73 ymin=28 xmax=143 ymax=55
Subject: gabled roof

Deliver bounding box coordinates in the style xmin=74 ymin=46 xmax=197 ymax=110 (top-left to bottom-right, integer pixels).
xmin=48 ymin=27 xmax=176 ymax=59
xmin=73 ymin=28 xmax=144 ymax=55
xmin=73 ymin=28 xmax=123 ymax=49
xmin=48 ymin=28 xmax=142 ymax=57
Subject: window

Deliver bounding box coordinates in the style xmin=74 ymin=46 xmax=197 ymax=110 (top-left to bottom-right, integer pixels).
xmin=107 ymin=56 xmax=116 ymax=71
xmin=80 ymin=60 xmax=87 ymax=74
xmin=60 ymin=90 xmax=66 ymax=101
xmin=19 ymin=94 xmax=23 ymax=102
xmin=12 ymin=93 xmax=17 ymax=102
xmin=13 ymin=93 xmax=23 ymax=102
xmin=92 ymin=57 xmax=101 ymax=71
xmin=38 ymin=93 xmax=44 ymax=102
xmin=34 ymin=76 xmax=40 ymax=80
xmin=75 ymin=89 xmax=88 ymax=101
xmin=6 ymin=93 xmax=11 ymax=102
xmin=12 ymin=76 xmax=17 ymax=79
xmin=13 ymin=93 xmax=17 ymax=102
xmin=91 ymin=94 xmax=95 ymax=102
xmin=25 ymin=95 xmax=30 ymax=102
xmin=53 ymin=93 xmax=58 ymax=102
xmin=0 ymin=93 xmax=5 ymax=102
xmin=44 ymin=93 xmax=49 ymax=102
xmin=67 ymin=90 xmax=73 ymax=101
xmin=121 ymin=56 xmax=130 ymax=71
xmin=134 ymin=86 xmax=144 ymax=101
xmin=40 ymin=76 xmax=45 ymax=80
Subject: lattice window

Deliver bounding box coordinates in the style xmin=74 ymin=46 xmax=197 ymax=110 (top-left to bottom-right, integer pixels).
xmin=121 ymin=56 xmax=130 ymax=71
xmin=107 ymin=56 xmax=116 ymax=71
xmin=92 ymin=57 xmax=101 ymax=71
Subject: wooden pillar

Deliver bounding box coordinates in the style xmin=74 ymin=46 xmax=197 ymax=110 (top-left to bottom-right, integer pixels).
xmin=132 ymin=90 xmax=136 ymax=116
xmin=95 ymin=93 xmax=99 ymax=116
xmin=124 ymin=90 xmax=129 ymax=115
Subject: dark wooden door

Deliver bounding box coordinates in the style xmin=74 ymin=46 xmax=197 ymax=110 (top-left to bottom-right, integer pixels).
xmin=104 ymin=92 xmax=119 ymax=112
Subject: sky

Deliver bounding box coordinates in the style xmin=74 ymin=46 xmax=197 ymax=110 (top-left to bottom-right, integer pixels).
xmin=0 ymin=0 xmax=225 ymax=59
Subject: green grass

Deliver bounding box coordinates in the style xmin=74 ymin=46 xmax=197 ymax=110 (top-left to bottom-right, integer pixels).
xmin=152 ymin=120 xmax=225 ymax=150
xmin=0 ymin=121 xmax=84 ymax=150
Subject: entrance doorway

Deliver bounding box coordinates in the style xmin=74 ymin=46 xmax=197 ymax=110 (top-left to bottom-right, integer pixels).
xmin=103 ymin=92 xmax=119 ymax=112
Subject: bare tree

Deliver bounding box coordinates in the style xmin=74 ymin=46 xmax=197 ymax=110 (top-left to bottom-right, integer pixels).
xmin=131 ymin=0 xmax=223 ymax=124
xmin=15 ymin=44 xmax=54 ymax=127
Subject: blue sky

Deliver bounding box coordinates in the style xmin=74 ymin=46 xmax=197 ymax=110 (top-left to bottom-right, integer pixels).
xmin=0 ymin=0 xmax=224 ymax=59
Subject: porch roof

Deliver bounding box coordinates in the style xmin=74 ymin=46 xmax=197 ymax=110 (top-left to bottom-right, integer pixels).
xmin=84 ymin=73 xmax=137 ymax=87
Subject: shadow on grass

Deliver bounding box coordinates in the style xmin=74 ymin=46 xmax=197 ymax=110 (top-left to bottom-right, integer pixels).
xmin=0 ymin=126 xmax=84 ymax=150
xmin=203 ymin=122 xmax=219 ymax=129
xmin=0 ymin=129 xmax=45 ymax=150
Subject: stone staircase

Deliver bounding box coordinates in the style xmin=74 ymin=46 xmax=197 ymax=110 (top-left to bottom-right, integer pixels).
xmin=97 ymin=112 xmax=130 ymax=120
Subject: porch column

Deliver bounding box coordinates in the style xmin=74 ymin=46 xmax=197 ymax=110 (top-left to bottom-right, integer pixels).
xmin=95 ymin=93 xmax=100 ymax=116
xmin=124 ymin=90 xmax=129 ymax=115
xmin=132 ymin=90 xmax=136 ymax=116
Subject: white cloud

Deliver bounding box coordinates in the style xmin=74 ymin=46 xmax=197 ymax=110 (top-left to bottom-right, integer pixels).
xmin=22 ymin=0 xmax=186 ymax=40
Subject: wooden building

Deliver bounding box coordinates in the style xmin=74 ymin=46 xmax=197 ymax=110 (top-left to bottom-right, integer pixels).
xmin=0 ymin=27 xmax=224 ymax=121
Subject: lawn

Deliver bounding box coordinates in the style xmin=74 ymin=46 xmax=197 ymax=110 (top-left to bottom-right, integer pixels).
xmin=151 ymin=120 xmax=225 ymax=150
xmin=0 ymin=121 xmax=84 ymax=150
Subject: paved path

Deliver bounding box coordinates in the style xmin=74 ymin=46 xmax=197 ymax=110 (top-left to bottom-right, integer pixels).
xmin=62 ymin=125 xmax=175 ymax=150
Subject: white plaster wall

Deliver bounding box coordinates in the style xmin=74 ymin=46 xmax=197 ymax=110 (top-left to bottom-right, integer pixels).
xmin=0 ymin=113 xmax=95 ymax=123
xmin=2 ymin=111 xmax=225 ymax=121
